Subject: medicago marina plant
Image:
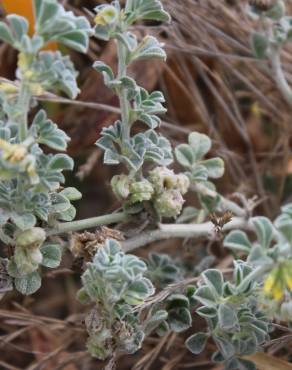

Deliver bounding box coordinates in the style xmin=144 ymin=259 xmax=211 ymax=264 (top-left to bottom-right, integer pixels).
xmin=0 ymin=0 xmax=292 ymax=369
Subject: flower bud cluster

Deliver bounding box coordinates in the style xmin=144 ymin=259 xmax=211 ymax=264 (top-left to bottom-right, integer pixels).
xmin=13 ymin=227 xmax=46 ymax=275
xmin=94 ymin=5 xmax=119 ymax=26
xmin=0 ymin=138 xmax=38 ymax=183
xmin=149 ymin=167 xmax=190 ymax=218
xmin=111 ymin=167 xmax=190 ymax=218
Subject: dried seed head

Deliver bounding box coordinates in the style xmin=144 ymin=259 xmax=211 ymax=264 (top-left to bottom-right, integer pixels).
xmin=70 ymin=228 xmax=124 ymax=261
xmin=249 ymin=0 xmax=275 ymax=11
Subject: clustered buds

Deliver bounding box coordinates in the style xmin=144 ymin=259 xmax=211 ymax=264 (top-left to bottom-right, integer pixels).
xmin=94 ymin=5 xmax=119 ymax=26
xmin=149 ymin=167 xmax=190 ymax=218
xmin=111 ymin=167 xmax=190 ymax=219
xmin=0 ymin=138 xmax=38 ymax=183
xmin=129 ymin=179 xmax=154 ymax=203
xmin=0 ymin=139 xmax=27 ymax=163
xmin=148 ymin=167 xmax=189 ymax=194
xmin=154 ymin=189 xmax=185 ymax=218
xmin=111 ymin=174 xmax=131 ymax=199
xmin=13 ymin=227 xmax=46 ymax=275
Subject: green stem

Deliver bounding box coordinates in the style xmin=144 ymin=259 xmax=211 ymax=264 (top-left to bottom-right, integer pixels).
xmin=117 ymin=40 xmax=130 ymax=143
xmin=17 ymin=80 xmax=31 ymax=142
xmin=191 ymin=183 xmax=247 ymax=217
xmin=122 ymin=216 xmax=254 ymax=252
xmin=269 ymin=46 xmax=292 ymax=107
xmin=47 ymin=211 xmax=128 ymax=236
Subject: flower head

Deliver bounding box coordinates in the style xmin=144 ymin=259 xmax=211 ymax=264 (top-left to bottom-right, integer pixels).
xmin=0 ymin=139 xmax=27 ymax=163
xmin=94 ymin=5 xmax=119 ymax=26
xmin=0 ymin=82 xmax=18 ymax=94
xmin=154 ymin=189 xmax=185 ymax=218
xmin=263 ymin=261 xmax=292 ymax=301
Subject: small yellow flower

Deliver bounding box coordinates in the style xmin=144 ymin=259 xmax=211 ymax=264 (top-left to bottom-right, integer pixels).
xmin=0 ymin=82 xmax=18 ymax=94
xmin=29 ymin=83 xmax=44 ymax=96
xmin=251 ymin=102 xmax=261 ymax=119
xmin=94 ymin=6 xmax=118 ymax=26
xmin=264 ymin=261 xmax=292 ymax=302
xmin=26 ymin=162 xmax=37 ymax=178
xmin=272 ymin=282 xmax=284 ymax=301
xmin=18 ymin=52 xmax=30 ymax=70
xmin=0 ymin=139 xmax=27 ymax=163
xmin=10 ymin=146 xmax=27 ymax=163
xmin=24 ymin=70 xmax=34 ymax=79
xmin=263 ymin=273 xmax=275 ymax=293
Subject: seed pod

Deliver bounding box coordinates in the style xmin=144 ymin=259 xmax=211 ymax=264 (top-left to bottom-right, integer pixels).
xmin=154 ymin=189 xmax=185 ymax=218
xmin=16 ymin=227 xmax=46 ymax=250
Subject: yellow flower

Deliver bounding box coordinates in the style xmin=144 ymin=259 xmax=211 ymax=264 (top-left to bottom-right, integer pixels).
xmin=94 ymin=6 xmax=118 ymax=26
xmin=263 ymin=273 xmax=275 ymax=293
xmin=29 ymin=83 xmax=44 ymax=96
xmin=264 ymin=262 xmax=292 ymax=302
xmin=272 ymin=282 xmax=284 ymax=301
xmin=25 ymin=162 xmax=39 ymax=184
xmin=251 ymin=102 xmax=261 ymax=119
xmin=0 ymin=82 xmax=18 ymax=94
xmin=18 ymin=52 xmax=30 ymax=70
xmin=24 ymin=70 xmax=34 ymax=79
xmin=0 ymin=139 xmax=27 ymax=163
xmin=284 ymin=265 xmax=292 ymax=290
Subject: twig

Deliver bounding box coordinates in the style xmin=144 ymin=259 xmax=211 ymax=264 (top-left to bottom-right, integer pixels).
xmin=191 ymin=183 xmax=247 ymax=217
xmin=46 ymin=211 xmax=128 ymax=236
xmin=122 ymin=216 xmax=253 ymax=252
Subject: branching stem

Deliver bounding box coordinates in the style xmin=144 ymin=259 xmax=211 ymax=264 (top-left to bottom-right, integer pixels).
xmin=117 ymin=40 xmax=131 ymax=143
xmin=122 ymin=216 xmax=254 ymax=252
xmin=47 ymin=211 xmax=128 ymax=236
xmin=17 ymin=81 xmax=31 ymax=142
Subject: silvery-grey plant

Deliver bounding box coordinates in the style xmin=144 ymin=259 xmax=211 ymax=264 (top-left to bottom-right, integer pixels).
xmin=0 ymin=0 xmax=91 ymax=294
xmin=249 ymin=0 xmax=292 ymax=106
xmin=1 ymin=0 xmax=292 ymax=369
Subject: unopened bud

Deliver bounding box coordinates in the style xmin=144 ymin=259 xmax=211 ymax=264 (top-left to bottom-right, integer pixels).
xmin=14 ymin=246 xmax=42 ymax=274
xmin=111 ymin=174 xmax=131 ymax=200
xmin=149 ymin=166 xmax=190 ymax=195
xmin=16 ymin=227 xmax=46 ymax=250
xmin=154 ymin=189 xmax=185 ymax=218
xmin=129 ymin=180 xmax=154 ymax=204
xmin=94 ymin=5 xmax=119 ymax=26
